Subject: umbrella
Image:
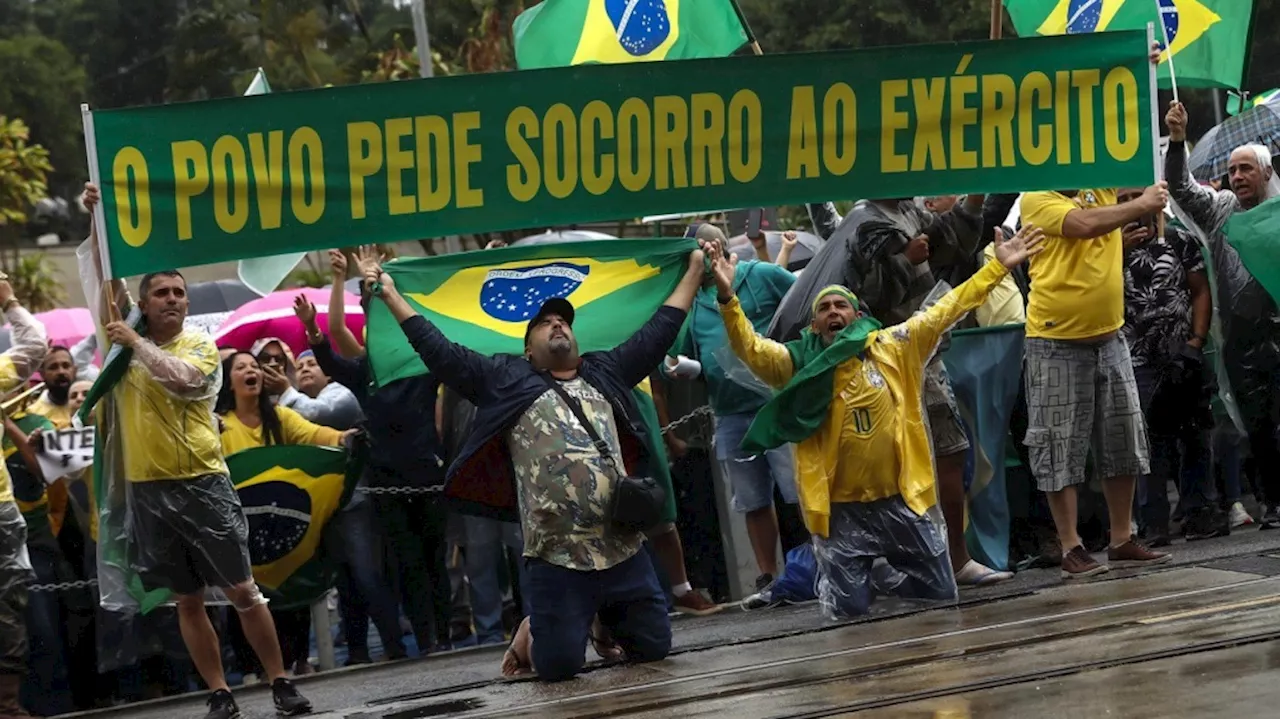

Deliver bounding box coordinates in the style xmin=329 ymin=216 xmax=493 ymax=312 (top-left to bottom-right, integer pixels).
xmin=186 ymin=279 xmax=260 ymax=316
xmin=726 ymin=231 xmax=822 ymax=271
xmin=514 ymin=230 xmax=617 ymax=245
xmin=1188 ymin=100 xmax=1280 ymax=183
xmin=214 ymin=287 xmax=362 ymax=356
xmin=34 ymin=308 xmax=96 ymax=350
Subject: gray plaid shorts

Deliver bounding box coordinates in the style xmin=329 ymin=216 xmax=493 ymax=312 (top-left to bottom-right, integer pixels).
xmin=924 ymin=357 xmax=970 ymax=457
xmin=1023 ymin=335 xmax=1150 ymax=492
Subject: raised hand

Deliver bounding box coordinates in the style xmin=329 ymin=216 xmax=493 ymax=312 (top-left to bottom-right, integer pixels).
xmin=82 ymin=182 xmax=101 ymax=211
xmin=1165 ymin=101 xmax=1187 ymax=143
xmin=293 ymin=294 xmax=318 ymax=327
xmin=703 ymin=239 xmax=735 ymax=301
xmin=329 ymin=249 xmax=348 ymax=279
xmin=993 ymin=225 xmax=1046 ymax=269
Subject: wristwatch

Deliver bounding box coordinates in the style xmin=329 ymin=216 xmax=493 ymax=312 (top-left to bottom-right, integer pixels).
xmin=1 ymin=298 xmax=19 ymax=312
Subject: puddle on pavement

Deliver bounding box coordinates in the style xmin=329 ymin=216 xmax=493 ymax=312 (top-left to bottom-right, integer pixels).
xmin=384 ymin=697 xmax=486 ymax=718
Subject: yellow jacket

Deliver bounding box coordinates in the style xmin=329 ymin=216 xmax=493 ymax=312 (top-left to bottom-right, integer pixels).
xmin=719 ymin=258 xmax=1011 ymax=537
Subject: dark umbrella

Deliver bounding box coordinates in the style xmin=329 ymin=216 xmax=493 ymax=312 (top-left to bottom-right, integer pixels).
xmin=726 ymin=231 xmax=822 ymax=272
xmin=186 ymin=279 xmax=260 ymax=316
xmin=1188 ymin=99 xmax=1280 ymax=183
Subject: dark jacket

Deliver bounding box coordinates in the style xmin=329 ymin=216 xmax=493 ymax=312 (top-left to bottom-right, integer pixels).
xmin=309 ymin=338 xmax=445 ymax=487
xmin=399 ymin=306 xmax=687 ymax=522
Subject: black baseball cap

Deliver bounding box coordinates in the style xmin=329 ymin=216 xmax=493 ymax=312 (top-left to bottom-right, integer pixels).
xmin=524 ymin=297 xmax=576 ymax=344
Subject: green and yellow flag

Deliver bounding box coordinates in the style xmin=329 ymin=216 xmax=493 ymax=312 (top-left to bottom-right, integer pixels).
xmin=513 ymin=0 xmax=749 ymax=70
xmin=4 ymin=412 xmax=56 ymax=542
xmin=1003 ymin=0 xmax=1254 ymax=89
xmin=366 ymin=239 xmax=696 ymax=387
xmin=228 ymin=444 xmax=359 ymax=609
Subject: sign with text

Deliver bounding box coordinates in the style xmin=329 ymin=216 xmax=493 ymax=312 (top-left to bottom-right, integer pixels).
xmin=84 ymin=30 xmax=1155 ymax=278
xmin=37 ymin=426 xmax=96 ymax=483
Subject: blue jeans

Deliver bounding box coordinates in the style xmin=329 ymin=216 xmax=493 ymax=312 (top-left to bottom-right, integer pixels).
xmin=463 ymin=516 xmax=523 ymax=646
xmin=524 ymin=551 xmax=671 ymax=682
xmin=714 ymin=413 xmax=798 ymax=513
xmin=325 ymin=491 xmax=404 ymax=659
xmin=22 ymin=547 xmax=73 ymax=716
xmin=1134 ymin=365 xmax=1213 ymax=529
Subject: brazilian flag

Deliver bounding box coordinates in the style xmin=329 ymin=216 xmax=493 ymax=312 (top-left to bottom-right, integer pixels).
xmin=513 ymin=0 xmax=749 ymax=70
xmin=4 ymin=412 xmax=56 ymax=544
xmin=366 ymin=238 xmax=696 ymax=387
xmin=229 ymin=444 xmax=361 ymax=609
xmin=1004 ymin=0 xmax=1255 ymax=89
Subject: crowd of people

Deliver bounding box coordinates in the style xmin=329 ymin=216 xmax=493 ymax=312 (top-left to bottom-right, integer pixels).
xmin=0 ymin=48 xmax=1274 ymax=718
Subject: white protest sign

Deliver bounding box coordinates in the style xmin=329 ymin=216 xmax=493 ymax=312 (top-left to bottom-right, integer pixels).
xmin=37 ymin=427 xmax=95 ymax=484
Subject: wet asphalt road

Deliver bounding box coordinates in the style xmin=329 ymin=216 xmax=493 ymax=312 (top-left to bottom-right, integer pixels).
xmin=68 ymin=523 xmax=1280 ymax=719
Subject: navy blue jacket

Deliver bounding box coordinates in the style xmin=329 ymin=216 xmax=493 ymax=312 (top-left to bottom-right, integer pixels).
xmin=399 ymin=306 xmax=688 ymax=522
xmin=309 ymin=338 xmax=445 ymax=488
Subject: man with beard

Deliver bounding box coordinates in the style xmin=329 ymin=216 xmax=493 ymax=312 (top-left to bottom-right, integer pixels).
xmin=1165 ymin=101 xmax=1280 ymax=529
xmin=362 ymin=243 xmax=707 ymax=681
xmin=29 ymin=348 xmax=78 ymax=538
xmin=708 ymin=227 xmax=1044 ymax=619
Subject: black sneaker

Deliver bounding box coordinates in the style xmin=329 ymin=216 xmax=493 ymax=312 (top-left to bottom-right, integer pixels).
xmin=1260 ymin=506 xmax=1280 ymax=530
xmin=740 ymin=574 xmax=779 ymax=611
xmin=204 ymin=689 xmax=241 ymax=719
xmin=1183 ymin=507 xmax=1230 ymax=541
xmin=271 ymin=678 xmax=312 ymax=716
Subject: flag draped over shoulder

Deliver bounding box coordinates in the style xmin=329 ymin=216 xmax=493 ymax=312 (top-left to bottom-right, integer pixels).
xmin=229 ymin=444 xmax=361 ymax=609
xmin=366 ymin=239 xmax=696 ymax=388
xmin=1225 ymin=196 xmax=1280 ymax=306
xmin=513 ymin=0 xmax=749 ymax=70
xmin=4 ymin=413 xmax=56 ymax=538
xmin=942 ymin=324 xmax=1025 ymax=572
xmin=1004 ymin=0 xmax=1254 ymax=89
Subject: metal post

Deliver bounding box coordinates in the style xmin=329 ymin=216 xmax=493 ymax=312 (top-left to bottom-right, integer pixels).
xmin=1213 ymin=89 xmax=1224 ymax=125
xmin=312 ymin=596 xmax=335 ymax=671
xmin=411 ymin=0 xmax=433 ymax=79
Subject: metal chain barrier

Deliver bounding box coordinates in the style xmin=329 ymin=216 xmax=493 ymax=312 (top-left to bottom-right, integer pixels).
xmin=661 ymin=405 xmax=715 ymax=435
xmin=359 ymin=485 xmax=445 ymax=496
xmin=29 ymin=578 xmax=97 ymax=593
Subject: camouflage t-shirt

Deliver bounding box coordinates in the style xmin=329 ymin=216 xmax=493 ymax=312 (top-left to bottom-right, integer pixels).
xmin=507 ymin=377 xmax=643 ymax=571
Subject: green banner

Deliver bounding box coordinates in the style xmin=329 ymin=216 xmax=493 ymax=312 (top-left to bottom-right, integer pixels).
xmin=86 ymin=30 xmax=1156 ymax=278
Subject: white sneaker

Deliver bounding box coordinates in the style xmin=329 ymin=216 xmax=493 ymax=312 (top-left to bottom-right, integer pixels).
xmin=1229 ymin=502 xmax=1255 ymax=528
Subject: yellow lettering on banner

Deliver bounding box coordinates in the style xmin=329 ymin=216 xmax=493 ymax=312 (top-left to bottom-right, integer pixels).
xmin=654 ymin=96 xmax=689 ymax=191
xmin=823 ymin=83 xmax=856 ymax=176
xmin=289 ymin=127 xmax=325 ymax=224
xmin=910 ymin=78 xmax=947 ymax=172
xmin=111 ymin=147 xmax=151 ymax=248
xmin=1103 ymin=67 xmax=1139 ymax=162
xmin=880 ymin=80 xmax=909 ymax=173
xmin=506 ymin=107 xmax=541 ymax=202
xmin=211 ymin=136 xmax=249 ymax=234
xmin=948 ymin=75 xmax=978 ymax=170
xmin=347 ymin=122 xmax=382 ymax=220
xmin=171 ymin=140 xmax=209 ymax=241
xmin=690 ymin=93 xmax=725 ymax=187
xmin=1017 ymin=72 xmax=1053 ymax=167
xmin=728 ymin=90 xmax=761 ymax=183
xmin=415 ymin=115 xmax=452 ymax=211
xmin=618 ymin=98 xmax=652 ymax=192
xmin=385 ymin=118 xmax=416 ymax=216
xmin=248 ymin=132 xmax=285 ymax=230
xmin=452 ymin=112 xmax=484 ymax=208
xmin=981 ymin=74 xmax=1017 ymax=168
xmin=544 ymin=103 xmax=578 ymax=199
xmin=787 ymin=86 xmax=819 ymax=180
xmin=580 ymin=100 xmax=615 ymax=195
xmin=1054 ymin=71 xmax=1072 ymax=164
xmin=1072 ymin=70 xmax=1101 ymax=164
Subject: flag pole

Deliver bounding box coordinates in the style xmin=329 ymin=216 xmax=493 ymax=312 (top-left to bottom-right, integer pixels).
xmin=1153 ymin=0 xmax=1179 ymax=103
xmin=727 ymin=0 xmax=763 ymax=55
xmin=990 ymin=0 xmax=1003 ymax=39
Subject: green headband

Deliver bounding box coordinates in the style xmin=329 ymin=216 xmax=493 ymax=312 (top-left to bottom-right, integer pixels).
xmin=812 ymin=285 xmax=858 ymax=315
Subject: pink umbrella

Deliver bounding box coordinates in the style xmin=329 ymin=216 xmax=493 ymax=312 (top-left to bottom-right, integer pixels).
xmin=214 ymin=287 xmax=363 ymax=357
xmin=35 ymin=308 xmax=97 ymax=349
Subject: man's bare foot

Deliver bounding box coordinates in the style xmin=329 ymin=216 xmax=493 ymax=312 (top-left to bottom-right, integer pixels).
xmin=590 ymin=616 xmax=623 ymax=662
xmin=501 ymin=616 xmax=533 ymax=677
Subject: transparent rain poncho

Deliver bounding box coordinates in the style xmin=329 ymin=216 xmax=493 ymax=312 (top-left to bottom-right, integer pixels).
xmin=717 ymin=282 xmax=963 ymax=618
xmin=76 ymin=241 xmax=241 ymax=620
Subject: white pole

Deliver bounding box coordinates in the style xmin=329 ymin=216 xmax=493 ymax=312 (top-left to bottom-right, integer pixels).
xmin=411 ymin=0 xmax=433 ymax=79
xmin=1154 ymin=0 xmax=1179 ymax=103
xmin=311 ymin=596 xmax=335 ymax=671
xmin=80 ymin=103 xmax=113 ymax=280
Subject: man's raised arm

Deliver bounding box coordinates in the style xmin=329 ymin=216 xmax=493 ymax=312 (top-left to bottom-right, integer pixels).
xmin=1165 ymin=101 xmax=1240 ymax=237
xmin=602 ymin=246 xmax=706 ymax=389
xmin=365 ymin=254 xmax=493 ymax=403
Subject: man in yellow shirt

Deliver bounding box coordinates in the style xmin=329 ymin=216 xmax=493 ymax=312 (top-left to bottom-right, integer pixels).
xmin=83 ymin=183 xmax=311 ymax=719
xmin=708 ymin=227 xmax=1044 ymax=618
xmin=1019 ymin=184 xmax=1174 ymax=580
